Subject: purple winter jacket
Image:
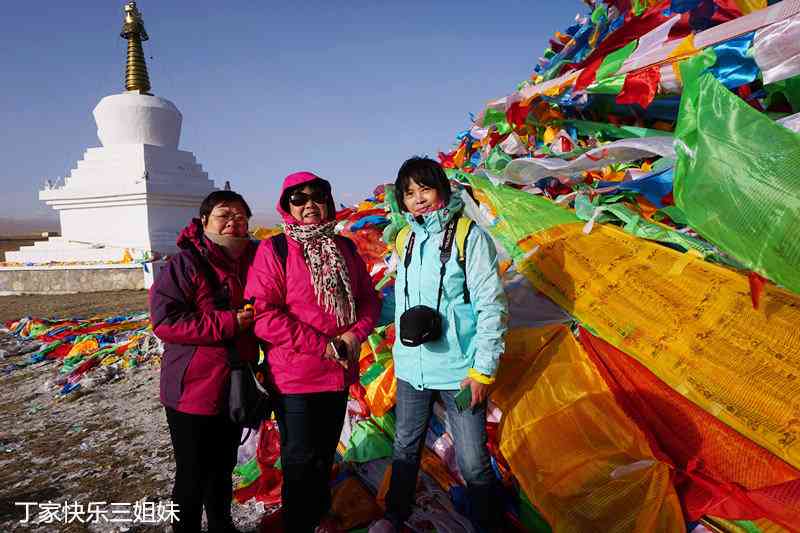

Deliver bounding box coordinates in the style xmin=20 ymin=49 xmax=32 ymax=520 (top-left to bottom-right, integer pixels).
xmin=150 ymin=219 xmax=258 ymax=415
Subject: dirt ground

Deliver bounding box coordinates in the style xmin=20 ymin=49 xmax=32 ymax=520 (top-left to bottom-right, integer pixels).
xmin=0 ymin=293 xmax=269 ymax=532
xmin=0 ymin=291 xmax=150 ymax=324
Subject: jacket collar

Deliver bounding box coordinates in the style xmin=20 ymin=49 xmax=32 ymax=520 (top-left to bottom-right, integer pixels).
xmin=405 ymin=194 xmax=464 ymax=235
xmin=176 ymin=218 xmax=250 ymax=273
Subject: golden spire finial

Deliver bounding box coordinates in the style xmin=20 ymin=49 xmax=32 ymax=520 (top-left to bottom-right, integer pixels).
xmin=120 ymin=1 xmax=151 ymax=94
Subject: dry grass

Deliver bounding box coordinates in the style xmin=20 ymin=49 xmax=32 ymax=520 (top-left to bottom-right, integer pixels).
xmin=0 ymin=290 xmax=149 ymax=323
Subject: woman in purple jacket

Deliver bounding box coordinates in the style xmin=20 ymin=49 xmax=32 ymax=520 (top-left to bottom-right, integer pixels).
xmin=245 ymin=172 xmax=380 ymax=532
xmin=150 ymin=190 xmax=258 ymax=533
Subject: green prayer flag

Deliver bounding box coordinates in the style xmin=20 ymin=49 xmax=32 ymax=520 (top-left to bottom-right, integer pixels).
xmin=483 ymin=108 xmax=511 ymax=134
xmin=562 ymin=119 xmax=671 ymax=140
xmin=632 ymin=0 xmax=648 ymax=16
xmin=674 ymin=69 xmax=800 ymax=294
xmin=575 ymin=195 xmax=718 ymax=257
xmin=657 ymin=206 xmax=689 ymax=226
xmin=587 ymin=73 xmax=626 ymax=95
xmin=732 ymin=520 xmax=764 ymax=533
xmin=374 ymin=348 xmax=392 ymax=365
xmin=765 ymin=75 xmax=800 ymax=113
xmin=596 ymin=40 xmax=638 ymax=81
xmin=360 ymin=362 xmax=386 ymax=386
xmin=485 ymin=146 xmax=512 ymax=173
xmin=673 ymin=49 xmax=717 ymax=141
xmin=371 ymin=412 xmax=396 ymax=440
xmin=591 ymin=5 xmax=608 ymax=24
xmin=468 ymin=174 xmax=579 ymax=259
xmin=542 ymin=59 xmax=569 ymax=82
xmin=343 ymin=419 xmax=393 ymax=463
xmin=233 ymin=458 xmax=261 ymax=488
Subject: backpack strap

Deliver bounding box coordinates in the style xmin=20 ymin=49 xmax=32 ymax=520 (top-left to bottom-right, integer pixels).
xmin=396 ymin=226 xmax=411 ymax=260
xmin=455 ymin=216 xmax=474 ymax=264
xmin=270 ymin=234 xmax=288 ymax=273
xmin=455 ymin=217 xmax=475 ymax=304
xmin=336 ymin=235 xmax=358 ymax=257
xmin=436 ymin=218 xmax=459 ymax=312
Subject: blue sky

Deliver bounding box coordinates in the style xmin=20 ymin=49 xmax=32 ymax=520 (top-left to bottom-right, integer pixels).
xmin=2 ymin=0 xmax=585 ymax=226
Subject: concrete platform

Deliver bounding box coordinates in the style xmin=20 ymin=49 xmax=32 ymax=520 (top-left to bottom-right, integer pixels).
xmin=5 ymin=238 xmax=136 ymax=264
xmin=0 ymin=261 xmax=166 ymax=295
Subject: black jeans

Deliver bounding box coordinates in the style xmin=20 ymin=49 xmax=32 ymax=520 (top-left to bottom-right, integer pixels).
xmin=274 ymin=391 xmax=348 ymax=533
xmin=165 ymin=407 xmax=241 ymax=533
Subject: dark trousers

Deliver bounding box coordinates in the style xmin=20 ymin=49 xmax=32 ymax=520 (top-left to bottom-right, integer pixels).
xmin=274 ymin=391 xmax=348 ymax=533
xmin=165 ymin=407 xmax=241 ymax=533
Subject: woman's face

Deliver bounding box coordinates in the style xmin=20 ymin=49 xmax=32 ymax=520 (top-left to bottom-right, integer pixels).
xmin=203 ymin=201 xmax=249 ymax=237
xmin=288 ymin=185 xmax=330 ymax=225
xmin=403 ymin=179 xmax=441 ymax=216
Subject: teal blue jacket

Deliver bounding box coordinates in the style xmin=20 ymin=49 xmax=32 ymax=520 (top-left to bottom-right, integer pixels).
xmin=393 ymin=194 xmax=508 ymax=390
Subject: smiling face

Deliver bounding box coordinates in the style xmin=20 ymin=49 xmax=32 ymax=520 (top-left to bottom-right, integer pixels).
xmin=288 ymin=185 xmax=330 ymax=225
xmin=202 ymin=200 xmax=250 ymax=237
xmin=402 ymin=178 xmax=442 ymax=217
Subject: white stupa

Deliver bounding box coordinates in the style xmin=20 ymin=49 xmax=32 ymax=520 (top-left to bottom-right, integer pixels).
xmin=7 ymin=1 xmax=216 ymax=265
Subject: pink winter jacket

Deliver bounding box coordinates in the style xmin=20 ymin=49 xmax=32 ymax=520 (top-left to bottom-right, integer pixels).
xmin=244 ymin=172 xmax=380 ymax=394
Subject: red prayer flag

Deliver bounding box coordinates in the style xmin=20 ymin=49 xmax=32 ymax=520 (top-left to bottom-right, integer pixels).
xmin=506 ymin=101 xmax=531 ymax=128
xmin=748 ymin=271 xmax=768 ymax=310
xmin=578 ymin=328 xmax=800 ymax=530
xmin=616 ymin=65 xmax=661 ymax=108
xmin=437 ymin=151 xmax=455 ymax=168
xmin=574 ymin=54 xmax=604 ymax=92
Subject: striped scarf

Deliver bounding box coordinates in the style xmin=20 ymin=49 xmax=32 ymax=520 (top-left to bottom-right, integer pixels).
xmin=283 ymin=221 xmax=357 ymax=327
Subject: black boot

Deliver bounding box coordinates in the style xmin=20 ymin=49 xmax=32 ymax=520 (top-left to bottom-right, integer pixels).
xmin=467 ymin=483 xmax=497 ymax=532
xmin=385 ymin=459 xmax=419 ymax=525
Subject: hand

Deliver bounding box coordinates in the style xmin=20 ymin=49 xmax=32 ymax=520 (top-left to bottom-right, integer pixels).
xmin=236 ymin=309 xmax=254 ymax=331
xmin=323 ymin=341 xmax=338 ymax=361
xmin=322 ymin=339 xmax=349 ymax=369
xmin=337 ymin=331 xmax=361 ymax=369
xmin=459 ymin=377 xmax=490 ymax=409
xmin=339 ymin=331 xmax=361 ymax=362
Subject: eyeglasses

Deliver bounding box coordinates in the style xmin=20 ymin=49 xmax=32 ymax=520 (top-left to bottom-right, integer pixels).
xmin=210 ymin=212 xmax=248 ymax=224
xmin=289 ymin=190 xmax=329 ymax=207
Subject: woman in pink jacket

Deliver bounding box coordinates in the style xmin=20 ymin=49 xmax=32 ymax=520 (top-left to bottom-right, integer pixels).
xmin=245 ymin=171 xmax=380 ymax=532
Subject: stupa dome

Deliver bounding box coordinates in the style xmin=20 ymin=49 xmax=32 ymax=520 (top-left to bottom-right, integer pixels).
xmin=93 ymin=92 xmax=182 ymax=149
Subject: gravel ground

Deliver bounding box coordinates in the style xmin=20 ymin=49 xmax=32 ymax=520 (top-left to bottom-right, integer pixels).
xmin=0 ymin=294 xmax=271 ymax=533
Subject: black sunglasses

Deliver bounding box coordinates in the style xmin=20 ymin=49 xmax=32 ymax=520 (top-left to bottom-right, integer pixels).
xmin=289 ymin=190 xmax=329 ymax=207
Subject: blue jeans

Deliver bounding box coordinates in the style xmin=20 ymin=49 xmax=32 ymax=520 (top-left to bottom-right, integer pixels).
xmin=387 ymin=378 xmax=495 ymax=527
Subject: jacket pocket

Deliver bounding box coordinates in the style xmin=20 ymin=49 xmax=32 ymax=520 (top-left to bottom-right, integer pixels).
xmin=449 ymin=301 xmax=476 ymax=360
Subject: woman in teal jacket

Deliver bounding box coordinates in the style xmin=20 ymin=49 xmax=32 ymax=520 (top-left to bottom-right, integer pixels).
xmin=384 ymin=156 xmax=508 ymax=531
